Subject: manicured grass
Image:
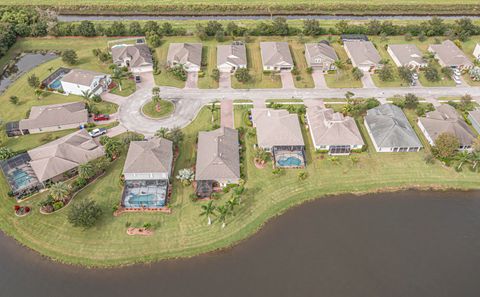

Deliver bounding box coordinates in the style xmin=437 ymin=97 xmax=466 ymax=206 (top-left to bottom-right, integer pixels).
xmin=110 ymin=78 xmax=136 ymax=96
xmin=2 ymin=104 xmax=480 ymax=267
xmin=198 ymin=45 xmax=219 ymax=89
xmin=4 ymin=129 xmax=77 ymax=153
xmin=324 ymin=42 xmax=363 ymax=88
xmin=142 ymin=100 xmax=175 ymax=118
xmin=289 ymin=40 xmax=314 ymax=88
xmin=93 ymin=101 xmax=119 ymax=115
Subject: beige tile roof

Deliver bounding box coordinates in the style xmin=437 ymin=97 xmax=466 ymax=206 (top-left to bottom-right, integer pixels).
xmin=19 ymin=102 xmax=88 ymax=130
xmin=388 ymin=44 xmax=427 ymax=66
xmin=195 ymin=127 xmax=240 ymax=181
xmin=111 ymin=44 xmax=153 ymax=67
xmin=167 ymin=43 xmax=202 ymax=67
xmin=343 ymin=41 xmax=381 ymax=66
xmin=123 ymin=138 xmax=173 ymax=175
xmin=28 ymin=130 xmax=104 ymax=182
xmin=260 ymin=42 xmax=294 ymax=68
xmin=307 ymin=106 xmax=364 ymax=147
xmin=217 ymin=43 xmax=247 ymax=67
xmin=428 ymin=40 xmax=473 ymax=67
xmin=419 ymin=104 xmax=476 ymax=146
xmin=305 ymin=42 xmax=338 ymax=64
xmin=60 ymin=69 xmax=108 ymax=86
xmin=252 ymin=108 xmax=305 ymax=148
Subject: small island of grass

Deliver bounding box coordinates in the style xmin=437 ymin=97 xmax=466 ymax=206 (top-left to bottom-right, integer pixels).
xmin=142 ymin=100 xmax=175 ymax=119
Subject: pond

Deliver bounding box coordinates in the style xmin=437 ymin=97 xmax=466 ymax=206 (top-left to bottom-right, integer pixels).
xmin=1 ymin=190 xmax=480 ymax=297
xmin=0 ymin=53 xmax=58 ymax=94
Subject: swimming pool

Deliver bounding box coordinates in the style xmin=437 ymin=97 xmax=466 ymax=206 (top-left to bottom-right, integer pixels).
xmin=11 ymin=169 xmax=33 ymax=189
xmin=48 ymin=78 xmax=63 ymax=90
xmin=277 ymin=156 xmax=303 ymax=167
xmin=126 ymin=193 xmax=165 ymax=208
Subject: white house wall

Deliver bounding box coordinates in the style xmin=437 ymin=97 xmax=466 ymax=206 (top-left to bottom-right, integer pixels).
xmin=124 ymin=172 xmax=169 ymax=181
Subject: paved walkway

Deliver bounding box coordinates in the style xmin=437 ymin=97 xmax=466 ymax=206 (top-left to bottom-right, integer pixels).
xmin=219 ymin=72 xmax=231 ymax=89
xmin=361 ymin=72 xmax=376 ymax=88
xmin=106 ymin=124 xmax=127 ymax=137
xmin=280 ymin=71 xmax=295 ymax=89
xmin=220 ymin=100 xmax=234 ymax=128
xmin=312 ymin=70 xmax=328 ymax=89
xmin=185 ymin=72 xmax=198 ymax=89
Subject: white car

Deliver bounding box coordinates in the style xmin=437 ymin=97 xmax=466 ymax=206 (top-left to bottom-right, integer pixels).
xmin=88 ymin=128 xmax=107 ymax=138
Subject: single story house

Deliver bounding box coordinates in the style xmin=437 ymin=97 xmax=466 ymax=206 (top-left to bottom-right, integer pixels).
xmin=343 ymin=41 xmax=382 ymax=72
xmin=474 ymin=43 xmax=480 ymax=60
xmin=260 ymin=42 xmax=294 ymax=71
xmin=306 ymin=106 xmax=364 ymax=155
xmin=304 ymin=41 xmax=339 ymax=72
xmin=428 ymin=40 xmax=473 ymax=70
xmin=468 ymin=109 xmax=480 ymax=134
xmin=16 ymin=102 xmax=88 ymax=135
xmin=27 ymin=129 xmax=105 ymax=184
xmin=217 ymin=42 xmax=247 ymax=73
xmin=195 ymin=127 xmax=240 ymax=197
xmin=60 ymin=69 xmax=111 ymax=96
xmin=387 ymin=44 xmax=427 ymax=69
xmin=251 ymin=108 xmax=305 ymax=168
xmin=122 ymin=137 xmax=173 ymax=209
xmin=364 ymin=104 xmax=423 ymax=153
xmin=111 ymin=43 xmax=153 ymax=73
xmin=418 ymin=104 xmax=476 ymax=150
xmin=166 ymin=43 xmax=202 ymax=72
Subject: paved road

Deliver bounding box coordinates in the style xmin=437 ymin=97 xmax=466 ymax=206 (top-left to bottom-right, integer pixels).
xmin=112 ymin=72 xmax=480 ymax=136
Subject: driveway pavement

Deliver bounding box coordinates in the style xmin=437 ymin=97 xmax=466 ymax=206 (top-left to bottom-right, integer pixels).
xmin=361 ymin=71 xmax=376 ymax=88
xmin=220 ymin=100 xmax=234 ymax=128
xmin=312 ymin=70 xmax=328 ymax=89
xmin=219 ymin=72 xmax=231 ymax=89
xmin=185 ymin=72 xmax=198 ymax=89
xmin=106 ymin=124 xmax=127 ymax=137
xmin=280 ymin=71 xmax=295 ymax=89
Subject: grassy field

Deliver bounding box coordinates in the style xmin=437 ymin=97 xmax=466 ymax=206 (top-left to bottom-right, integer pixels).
xmin=142 ymin=100 xmax=175 ymax=118
xmin=1 ymin=104 xmax=480 ymax=267
xmin=324 ymin=42 xmax=363 ymax=88
xmin=110 ymin=78 xmax=136 ymax=97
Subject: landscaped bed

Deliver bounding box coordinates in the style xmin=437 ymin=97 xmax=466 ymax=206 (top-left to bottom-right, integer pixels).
xmin=142 ymin=100 xmax=175 ymax=119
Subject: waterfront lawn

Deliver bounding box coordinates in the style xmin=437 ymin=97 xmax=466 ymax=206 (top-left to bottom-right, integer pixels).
xmin=110 ymin=78 xmax=136 ymax=97
xmin=142 ymin=100 xmax=175 ymax=118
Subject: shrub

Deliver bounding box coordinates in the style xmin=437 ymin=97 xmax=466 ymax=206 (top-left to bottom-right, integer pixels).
xmin=9 ymin=95 xmax=19 ymax=105
xmin=0 ymin=147 xmax=14 ymax=160
xmin=235 ymin=68 xmax=251 ymax=83
xmin=167 ymin=65 xmax=187 ymax=81
xmin=53 ymin=201 xmax=64 ymax=211
xmin=61 ymin=49 xmax=78 ymax=65
xmin=432 ymin=133 xmax=460 ymax=159
xmin=68 ymin=199 xmax=103 ymax=229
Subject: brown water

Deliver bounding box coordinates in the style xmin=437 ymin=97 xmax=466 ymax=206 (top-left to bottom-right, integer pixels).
xmin=1 ymin=190 xmax=480 ymax=297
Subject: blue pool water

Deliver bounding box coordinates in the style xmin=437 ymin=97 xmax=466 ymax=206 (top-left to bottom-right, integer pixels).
xmin=127 ymin=193 xmax=165 ymax=207
xmin=11 ymin=169 xmax=32 ymax=188
xmin=48 ymin=78 xmax=62 ymax=90
xmin=277 ymin=156 xmax=302 ymax=167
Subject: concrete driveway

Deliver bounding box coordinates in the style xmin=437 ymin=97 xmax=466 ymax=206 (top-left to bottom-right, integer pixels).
xmin=185 ymin=71 xmax=198 ymax=89
xmin=220 ymin=100 xmax=234 ymax=128
xmin=312 ymin=70 xmax=328 ymax=89
xmin=219 ymin=71 xmax=231 ymax=89
xmin=280 ymin=71 xmax=295 ymax=89
xmin=361 ymin=71 xmax=377 ymax=88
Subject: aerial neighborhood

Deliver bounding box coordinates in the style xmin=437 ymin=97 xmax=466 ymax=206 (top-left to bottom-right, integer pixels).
xmin=1 ymin=8 xmax=480 ymax=270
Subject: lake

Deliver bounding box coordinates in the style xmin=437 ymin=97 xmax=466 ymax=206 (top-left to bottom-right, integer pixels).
xmin=1 ymin=190 xmax=480 ymax=297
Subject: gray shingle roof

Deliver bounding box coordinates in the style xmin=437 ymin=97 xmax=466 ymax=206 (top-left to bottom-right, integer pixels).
xmin=167 ymin=43 xmax=202 ymax=67
xmin=60 ymin=69 xmax=108 ymax=86
xmin=19 ymin=102 xmax=88 ymax=130
xmin=365 ymin=104 xmax=422 ymax=148
xmin=419 ymin=104 xmax=475 ymax=146
xmin=217 ymin=43 xmax=247 ymax=68
xmin=428 ymin=40 xmax=473 ymax=67
xmin=111 ymin=44 xmax=153 ymax=67
xmin=252 ymin=108 xmax=304 ymax=148
xmin=343 ymin=41 xmax=381 ymax=67
xmin=195 ymin=127 xmax=240 ymax=181
xmin=307 ymin=106 xmax=364 ymax=147
xmin=123 ymin=138 xmax=173 ymax=175
xmin=305 ymin=42 xmax=338 ymax=64
xmin=388 ymin=44 xmax=427 ymax=67
xmin=260 ymin=42 xmax=294 ymax=68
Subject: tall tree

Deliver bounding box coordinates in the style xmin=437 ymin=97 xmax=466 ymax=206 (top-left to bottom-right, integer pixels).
xmin=200 ymin=200 xmax=216 ymax=225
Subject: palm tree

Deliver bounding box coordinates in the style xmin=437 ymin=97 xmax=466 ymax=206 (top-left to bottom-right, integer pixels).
xmin=200 ymin=200 xmax=216 ymax=225
xmin=469 ymin=152 xmax=480 ymax=172
xmin=111 ymin=66 xmax=130 ymax=91
xmin=334 ymin=59 xmax=345 ymax=80
xmin=166 ymin=127 xmax=184 ymax=148
xmin=152 ymin=86 xmax=160 ymax=97
xmin=50 ymin=182 xmax=70 ymax=200
xmin=104 ymin=138 xmax=122 ymax=160
xmin=226 ymin=196 xmax=239 ymax=215
xmin=155 ymin=127 xmax=169 ymax=138
xmin=34 ymin=89 xmax=43 ymax=100
xmin=455 ymin=151 xmax=471 ymax=171
xmin=78 ymin=163 xmax=95 ymax=179
xmin=152 ymin=95 xmax=162 ymax=112
xmin=216 ymin=205 xmax=229 ymax=228
xmin=207 ymin=101 xmax=218 ymax=123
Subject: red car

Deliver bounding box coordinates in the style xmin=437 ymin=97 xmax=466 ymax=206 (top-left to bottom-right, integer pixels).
xmin=93 ymin=114 xmax=110 ymax=121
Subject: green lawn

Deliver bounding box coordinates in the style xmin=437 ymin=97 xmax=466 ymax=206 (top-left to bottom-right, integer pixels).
xmin=197 ymin=45 xmax=219 ymax=89
xmin=324 ymin=42 xmax=363 ymax=88
xmin=93 ymin=101 xmax=119 ymax=115
xmin=1 ymin=105 xmax=480 ymax=267
xmin=142 ymin=100 xmax=175 ymax=118
xmin=4 ymin=129 xmax=77 ymax=153
xmin=110 ymin=78 xmax=136 ymax=97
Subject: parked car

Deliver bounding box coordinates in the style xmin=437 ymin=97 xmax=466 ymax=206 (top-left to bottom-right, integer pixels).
xmin=93 ymin=114 xmax=110 ymax=121
xmin=135 ymin=75 xmax=141 ymax=83
xmin=89 ymin=128 xmax=107 ymax=138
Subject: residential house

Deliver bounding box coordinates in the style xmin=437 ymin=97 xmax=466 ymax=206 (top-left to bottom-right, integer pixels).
xmin=111 ymin=43 xmax=153 ymax=73
xmin=195 ymin=127 xmax=240 ymax=197
xmin=474 ymin=43 xmax=480 ymax=60
xmin=60 ymin=69 xmax=111 ymax=96
xmin=217 ymin=42 xmax=247 ymax=73
xmin=16 ymin=102 xmax=88 ymax=135
xmin=306 ymin=106 xmax=364 ymax=155
xmin=122 ymin=138 xmax=173 ymax=209
xmin=251 ymin=108 xmax=305 ymax=167
xmin=468 ymin=109 xmax=480 ymax=134
xmin=166 ymin=43 xmax=202 ymax=72
xmin=418 ymin=104 xmax=476 ymax=150
xmin=260 ymin=42 xmax=294 ymax=71
xmin=387 ymin=44 xmax=427 ymax=69
xmin=364 ymin=104 xmax=423 ymax=152
xmin=341 ymin=34 xmax=369 ymax=42
xmin=428 ymin=40 xmax=473 ymax=70
xmin=27 ymin=129 xmax=105 ymax=184
xmin=304 ymin=41 xmax=339 ymax=72
xmin=343 ymin=41 xmax=382 ymax=72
